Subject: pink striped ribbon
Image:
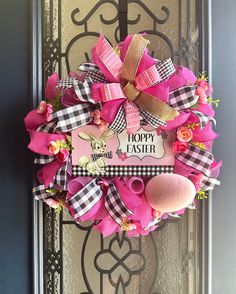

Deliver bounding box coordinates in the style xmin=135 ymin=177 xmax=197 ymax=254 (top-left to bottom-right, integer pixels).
xmin=123 ymin=101 xmax=140 ymax=134
xmin=95 ymin=34 xmax=123 ymax=81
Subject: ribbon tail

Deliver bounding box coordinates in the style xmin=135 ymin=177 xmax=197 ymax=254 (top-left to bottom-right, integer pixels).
xmin=192 ymin=110 xmax=216 ymax=129
xmin=66 ymin=179 xmax=103 ymax=219
xmin=201 ymin=176 xmax=220 ymax=191
xmin=175 ymin=144 xmax=214 ymax=177
xmin=105 ymin=182 xmax=133 ymax=225
xmin=124 ymin=101 xmax=140 ymax=134
xmin=52 ymin=104 xmax=93 ymax=132
xmin=33 ymin=184 xmax=56 ymax=201
xmin=135 ymin=91 xmax=179 ymax=121
xmin=169 ymin=86 xmax=199 ymax=110
xmin=109 ymin=106 xmax=127 ymax=133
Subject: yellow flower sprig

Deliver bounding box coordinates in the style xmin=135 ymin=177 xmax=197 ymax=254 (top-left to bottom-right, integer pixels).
xmin=197 ymin=71 xmax=208 ymax=82
xmin=208 ymin=97 xmax=220 ymax=108
xmin=187 ymin=122 xmax=200 ymax=131
xmin=197 ymin=190 xmax=208 ymax=200
xmin=191 ymin=141 xmax=208 ymax=150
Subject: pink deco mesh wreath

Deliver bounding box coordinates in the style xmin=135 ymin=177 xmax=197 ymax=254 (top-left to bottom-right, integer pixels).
xmin=25 ymin=33 xmax=221 ymax=237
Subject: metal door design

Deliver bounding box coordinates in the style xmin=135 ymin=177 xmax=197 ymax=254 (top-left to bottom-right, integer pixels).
xmin=37 ymin=1 xmax=209 ymax=293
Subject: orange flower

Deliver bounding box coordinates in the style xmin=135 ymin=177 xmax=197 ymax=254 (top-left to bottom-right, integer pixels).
xmin=177 ymin=126 xmax=193 ymax=143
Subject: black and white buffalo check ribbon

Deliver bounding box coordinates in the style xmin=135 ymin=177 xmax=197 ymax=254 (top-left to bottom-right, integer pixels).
xmin=192 ymin=110 xmax=216 ymax=129
xmin=50 ymin=162 xmax=69 ymax=190
xmin=34 ymin=154 xmax=55 ymax=164
xmin=175 ymin=144 xmax=214 ymax=177
xmin=37 ymin=121 xmax=58 ymax=133
xmin=66 ymin=179 xmax=132 ymax=225
xmin=169 ymin=86 xmax=198 ymax=110
xmin=105 ymin=182 xmax=133 ymax=225
xmin=33 ymin=184 xmax=57 ymax=201
xmin=52 ymin=103 xmax=93 ymax=132
xmin=140 ymin=108 xmax=167 ymax=128
xmin=34 ymin=121 xmax=58 ymax=164
xmin=91 ymin=151 xmax=113 ymax=161
xmin=58 ymin=77 xmax=96 ymax=104
xmin=201 ymin=176 xmax=220 ymax=191
xmin=109 ymin=105 xmax=166 ymax=133
xmin=79 ymin=63 xmax=108 ymax=84
xmin=155 ymin=58 xmax=176 ymax=83
xmin=109 ymin=106 xmax=127 ymax=133
xmin=66 ymin=179 xmax=103 ymax=219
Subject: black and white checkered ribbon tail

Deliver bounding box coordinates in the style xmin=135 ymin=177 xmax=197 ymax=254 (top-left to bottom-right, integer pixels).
xmin=36 ymin=121 xmax=58 ymax=133
xmin=34 ymin=154 xmax=55 ymax=164
xmin=58 ymin=77 xmax=76 ymax=88
xmin=155 ymin=58 xmax=176 ymax=84
xmin=79 ymin=63 xmax=108 ymax=84
xmin=49 ymin=162 xmax=69 ymax=190
xmin=169 ymin=86 xmax=199 ymax=110
xmin=187 ymin=202 xmax=197 ymax=209
xmin=144 ymin=217 xmax=162 ymax=230
xmin=52 ymin=104 xmax=93 ymax=132
xmin=32 ymin=184 xmax=56 ymax=201
xmin=167 ymin=212 xmax=181 ymax=218
xmin=78 ymin=63 xmax=100 ymax=72
xmin=192 ymin=110 xmax=216 ymax=129
xmin=66 ymin=179 xmax=103 ymax=219
xmin=91 ymin=151 xmax=113 ymax=161
xmin=175 ymin=144 xmax=214 ymax=177
xmin=73 ymin=78 xmax=97 ymax=104
xmin=105 ymin=182 xmax=133 ymax=225
xmin=109 ymin=106 xmax=127 ymax=133
xmin=140 ymin=109 xmax=167 ymax=128
xmin=201 ymin=176 xmax=220 ymax=191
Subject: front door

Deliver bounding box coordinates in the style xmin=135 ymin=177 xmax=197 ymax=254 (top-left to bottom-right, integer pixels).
xmin=35 ymin=1 xmax=209 ymax=293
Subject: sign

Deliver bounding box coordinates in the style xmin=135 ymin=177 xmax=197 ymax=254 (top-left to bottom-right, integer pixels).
xmin=72 ymin=125 xmax=174 ymax=176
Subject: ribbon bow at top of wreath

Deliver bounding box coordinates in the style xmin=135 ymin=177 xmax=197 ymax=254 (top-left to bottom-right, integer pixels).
xmin=90 ymin=33 xmax=179 ymax=133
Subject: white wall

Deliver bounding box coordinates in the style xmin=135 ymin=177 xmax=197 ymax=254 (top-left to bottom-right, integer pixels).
xmin=212 ymin=1 xmax=236 ymax=293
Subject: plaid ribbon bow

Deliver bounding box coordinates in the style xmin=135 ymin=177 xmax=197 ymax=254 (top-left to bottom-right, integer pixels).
xmin=66 ymin=179 xmax=133 ymax=225
xmin=109 ymin=104 xmax=167 ymax=133
xmin=58 ymin=76 xmax=96 ymax=104
xmin=52 ymin=104 xmax=93 ymax=132
xmin=175 ymin=144 xmax=214 ymax=177
xmin=91 ymin=151 xmax=113 ymax=161
xmin=168 ymin=86 xmax=199 ymax=110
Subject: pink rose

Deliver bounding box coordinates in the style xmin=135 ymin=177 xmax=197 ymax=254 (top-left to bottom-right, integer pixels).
xmin=37 ymin=101 xmax=47 ymax=114
xmin=56 ymin=149 xmax=69 ymax=162
xmin=197 ymin=79 xmax=208 ymax=89
xmin=45 ymin=73 xmax=59 ymax=100
xmin=196 ymin=87 xmax=208 ymax=104
xmin=172 ymin=141 xmax=188 ymax=153
xmin=45 ymin=198 xmax=60 ymax=209
xmin=46 ymin=104 xmax=53 ymax=122
xmin=177 ymin=126 xmax=193 ymax=143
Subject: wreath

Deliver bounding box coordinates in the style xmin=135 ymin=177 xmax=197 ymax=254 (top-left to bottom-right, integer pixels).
xmin=25 ymin=33 xmax=221 ymax=237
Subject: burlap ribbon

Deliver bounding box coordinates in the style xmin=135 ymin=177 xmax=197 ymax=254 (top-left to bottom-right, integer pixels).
xmin=120 ymin=34 xmax=179 ymax=121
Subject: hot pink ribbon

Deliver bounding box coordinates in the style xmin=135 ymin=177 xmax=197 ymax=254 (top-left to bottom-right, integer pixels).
xmin=28 ymin=130 xmax=67 ymax=187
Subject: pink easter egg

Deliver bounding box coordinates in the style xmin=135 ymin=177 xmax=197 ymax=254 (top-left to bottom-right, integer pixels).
xmin=145 ymin=174 xmax=196 ymax=213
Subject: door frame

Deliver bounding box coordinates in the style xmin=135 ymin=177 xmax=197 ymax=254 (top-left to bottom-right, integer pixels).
xmin=31 ymin=1 xmax=213 ymax=293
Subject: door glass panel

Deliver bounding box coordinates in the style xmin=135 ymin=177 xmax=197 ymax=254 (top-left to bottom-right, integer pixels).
xmin=42 ymin=1 xmax=201 ymax=293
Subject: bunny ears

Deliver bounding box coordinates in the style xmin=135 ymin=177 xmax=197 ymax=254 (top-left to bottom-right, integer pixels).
xmin=78 ymin=130 xmax=114 ymax=141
